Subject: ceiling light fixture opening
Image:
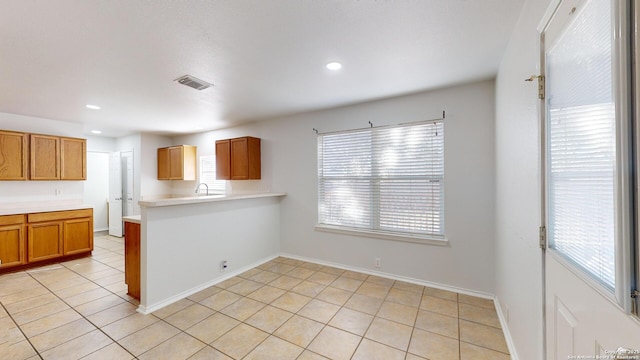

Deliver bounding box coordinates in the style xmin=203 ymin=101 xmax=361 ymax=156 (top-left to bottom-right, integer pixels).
xmin=326 ymin=62 xmax=342 ymax=70
xmin=86 ymin=104 xmax=101 ymax=110
xmin=91 ymin=130 xmax=102 ymax=134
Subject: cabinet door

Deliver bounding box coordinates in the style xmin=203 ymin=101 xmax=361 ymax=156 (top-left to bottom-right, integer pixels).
xmin=30 ymin=134 xmax=60 ymax=180
xmin=181 ymin=145 xmax=197 ymax=181
xmin=124 ymin=221 xmax=140 ymax=300
xmin=61 ymin=137 xmax=86 ymax=180
xmin=63 ymin=217 xmax=93 ymax=255
xmin=0 ymin=224 xmax=25 ymax=268
xmin=169 ymin=146 xmax=184 ymax=179
xmin=0 ymin=131 xmax=28 ymax=180
xmin=157 ymin=147 xmax=170 ymax=180
xmin=28 ymin=222 xmax=63 ymax=262
xmin=246 ymin=137 xmax=261 ymax=180
xmin=230 ymin=138 xmax=249 ymax=180
xmin=216 ymin=140 xmax=231 ymax=180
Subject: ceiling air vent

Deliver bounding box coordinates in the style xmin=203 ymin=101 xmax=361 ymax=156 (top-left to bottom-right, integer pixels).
xmin=174 ymin=75 xmax=213 ymax=91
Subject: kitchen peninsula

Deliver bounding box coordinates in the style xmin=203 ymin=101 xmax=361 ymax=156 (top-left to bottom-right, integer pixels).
xmin=126 ymin=192 xmax=286 ymax=314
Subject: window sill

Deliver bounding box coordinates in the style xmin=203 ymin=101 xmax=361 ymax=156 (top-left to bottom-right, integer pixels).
xmin=314 ymin=224 xmax=448 ymax=246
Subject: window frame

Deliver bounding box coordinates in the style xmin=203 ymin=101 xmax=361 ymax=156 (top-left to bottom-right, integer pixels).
xmin=198 ymin=155 xmax=226 ymax=195
xmin=315 ymin=120 xmax=447 ymax=245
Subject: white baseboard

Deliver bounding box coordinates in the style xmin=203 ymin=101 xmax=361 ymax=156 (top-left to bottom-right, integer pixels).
xmin=279 ymin=252 xmax=495 ymax=300
xmin=494 ymin=296 xmax=519 ymax=360
xmin=137 ymin=254 xmax=279 ymax=314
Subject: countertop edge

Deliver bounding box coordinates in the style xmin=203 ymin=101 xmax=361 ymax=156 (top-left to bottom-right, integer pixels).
xmin=139 ymin=192 xmax=287 ymax=208
xmin=0 ymin=204 xmax=93 ymax=217
xmin=123 ymin=215 xmax=141 ymax=224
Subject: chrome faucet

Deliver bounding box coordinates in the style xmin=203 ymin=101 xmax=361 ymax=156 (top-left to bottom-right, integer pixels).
xmin=195 ymin=183 xmax=209 ymax=195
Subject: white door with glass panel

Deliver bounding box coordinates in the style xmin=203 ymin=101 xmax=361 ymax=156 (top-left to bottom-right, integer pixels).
xmin=542 ymin=0 xmax=640 ymax=358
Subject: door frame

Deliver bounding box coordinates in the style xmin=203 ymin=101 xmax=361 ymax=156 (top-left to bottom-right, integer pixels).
xmin=538 ymin=0 xmax=636 ymax=357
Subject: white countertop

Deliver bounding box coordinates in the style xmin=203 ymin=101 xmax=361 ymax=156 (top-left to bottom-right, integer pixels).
xmin=138 ymin=192 xmax=287 ymax=208
xmin=123 ymin=215 xmax=141 ymax=224
xmin=0 ymin=203 xmax=92 ymax=216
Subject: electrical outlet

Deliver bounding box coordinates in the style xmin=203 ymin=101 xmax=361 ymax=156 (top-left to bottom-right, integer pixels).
xmin=374 ymin=257 xmax=381 ymax=268
xmin=220 ymin=260 xmax=228 ymax=272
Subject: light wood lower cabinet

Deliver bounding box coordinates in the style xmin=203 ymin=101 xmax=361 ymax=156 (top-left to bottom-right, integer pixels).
xmin=63 ymin=217 xmax=93 ymax=255
xmin=0 ymin=215 xmax=26 ymax=268
xmin=23 ymin=208 xmax=93 ymax=264
xmin=124 ymin=221 xmax=140 ymax=300
xmin=28 ymin=221 xmax=63 ymax=262
xmin=0 ymin=209 xmax=93 ymax=271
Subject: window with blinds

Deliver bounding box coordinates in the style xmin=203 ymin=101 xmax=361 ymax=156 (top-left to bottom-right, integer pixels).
xmin=199 ymin=155 xmax=226 ymax=194
xmin=546 ymin=0 xmax=616 ymax=289
xmin=317 ymin=121 xmax=444 ymax=239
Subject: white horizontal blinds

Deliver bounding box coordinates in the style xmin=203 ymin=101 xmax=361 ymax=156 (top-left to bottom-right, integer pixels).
xmin=199 ymin=155 xmax=226 ymax=194
xmin=546 ymin=0 xmax=615 ymax=288
xmin=375 ymin=123 xmax=444 ymax=235
xmin=318 ymin=121 xmax=444 ymax=237
xmin=318 ymin=130 xmax=373 ymax=228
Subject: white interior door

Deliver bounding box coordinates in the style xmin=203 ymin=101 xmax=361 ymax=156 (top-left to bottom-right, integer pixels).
xmin=83 ymin=152 xmax=110 ymax=231
xmin=108 ymin=151 xmax=123 ymax=237
xmin=542 ymin=0 xmax=640 ymax=358
xmin=121 ymin=150 xmax=134 ymax=217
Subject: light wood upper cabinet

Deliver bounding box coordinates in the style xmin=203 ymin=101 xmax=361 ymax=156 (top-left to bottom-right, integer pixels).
xmin=157 ymin=145 xmax=196 ymax=180
xmin=157 ymin=147 xmax=170 ymax=179
xmin=61 ymin=137 xmax=86 ymax=180
xmin=0 ymin=215 xmax=26 ymax=269
xmin=0 ymin=130 xmax=86 ymax=181
xmin=0 ymin=131 xmax=28 ymax=180
xmin=215 ymin=140 xmax=231 ymax=180
xmin=30 ymin=134 xmax=60 ymax=180
xmin=216 ymin=136 xmax=260 ymax=180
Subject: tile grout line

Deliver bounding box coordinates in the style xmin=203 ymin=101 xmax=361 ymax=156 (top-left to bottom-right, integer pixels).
xmin=2 ymin=243 xmax=510 ymax=360
xmin=24 ymin=271 xmax=137 ymax=359
xmin=0 ymin=301 xmax=43 ymax=360
xmin=20 ymin=240 xmax=139 ymax=359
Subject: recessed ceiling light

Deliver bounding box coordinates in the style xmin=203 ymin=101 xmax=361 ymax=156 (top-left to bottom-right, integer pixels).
xmin=326 ymin=62 xmax=342 ymax=70
xmin=86 ymin=104 xmax=101 ymax=110
xmin=91 ymin=130 xmax=102 ymax=134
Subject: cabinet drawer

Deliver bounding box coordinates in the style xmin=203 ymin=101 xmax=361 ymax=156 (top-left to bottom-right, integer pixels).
xmin=0 ymin=214 xmax=25 ymax=226
xmin=28 ymin=209 xmax=92 ymax=223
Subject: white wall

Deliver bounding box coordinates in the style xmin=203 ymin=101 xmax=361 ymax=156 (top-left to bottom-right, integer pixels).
xmin=139 ymin=133 xmax=172 ymax=202
xmin=494 ymin=0 xmax=550 ymax=358
xmin=84 ymin=136 xmax=116 ymax=231
xmin=86 ymin=135 xmax=116 ymax=153
xmin=174 ymin=80 xmax=497 ymax=295
xmin=0 ymin=112 xmax=84 ymax=206
xmin=84 ymin=152 xmax=110 ymax=231
xmin=141 ymin=196 xmax=282 ymax=312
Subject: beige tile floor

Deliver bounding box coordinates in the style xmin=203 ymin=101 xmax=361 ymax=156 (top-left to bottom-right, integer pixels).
xmin=0 ymin=233 xmax=511 ymax=360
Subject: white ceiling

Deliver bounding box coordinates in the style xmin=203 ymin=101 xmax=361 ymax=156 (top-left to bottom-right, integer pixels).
xmin=0 ymin=0 xmax=524 ymax=138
